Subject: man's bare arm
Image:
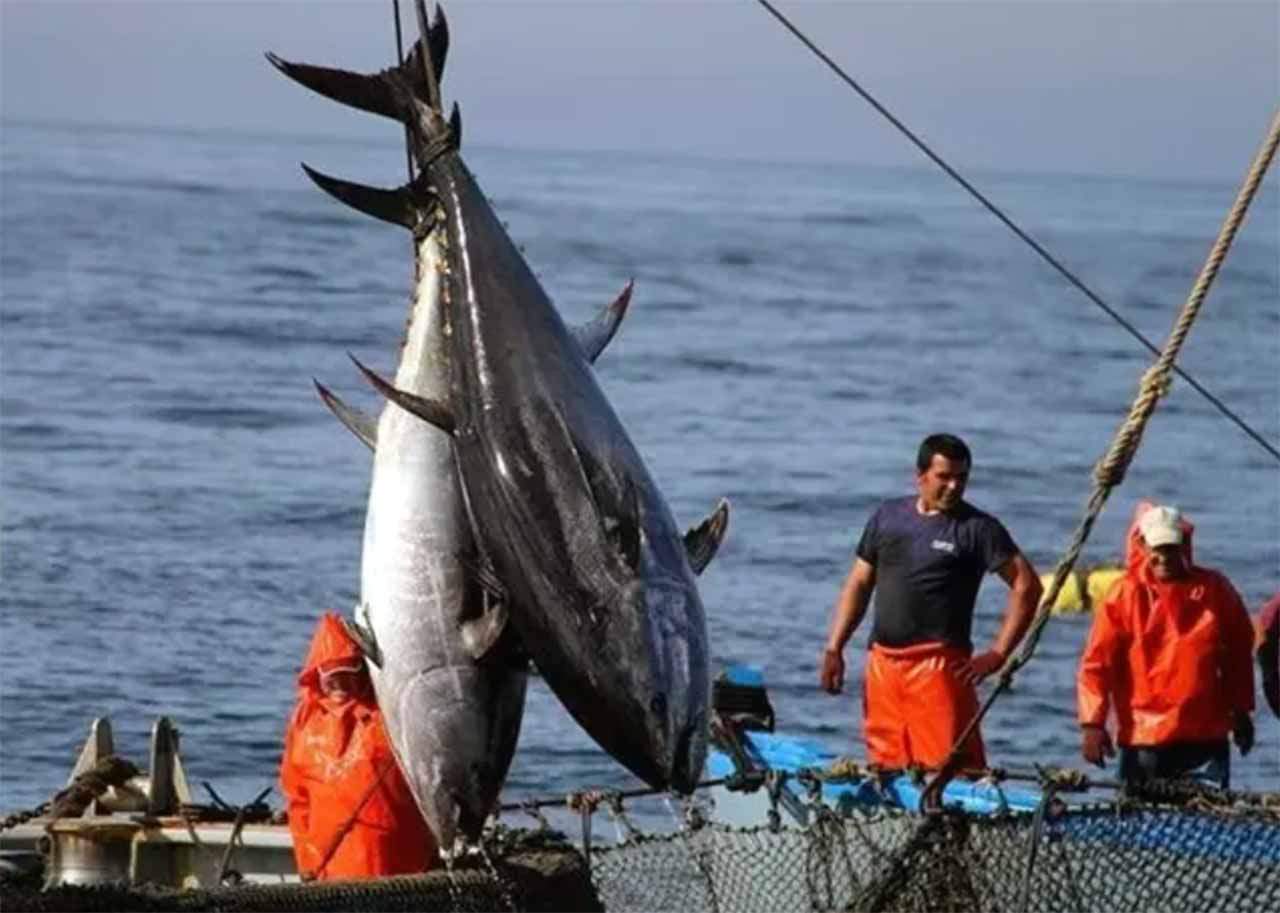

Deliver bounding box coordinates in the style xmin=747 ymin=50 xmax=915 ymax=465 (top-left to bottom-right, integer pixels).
xmin=820 ymin=557 xmax=876 ymax=693
xmin=962 ymin=552 xmax=1042 ymax=683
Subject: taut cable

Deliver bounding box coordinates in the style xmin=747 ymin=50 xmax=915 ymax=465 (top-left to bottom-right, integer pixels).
xmin=754 ymin=0 xmax=1279 ymax=463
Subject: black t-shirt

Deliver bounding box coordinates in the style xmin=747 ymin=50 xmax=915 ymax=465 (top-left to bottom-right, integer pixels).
xmin=857 ymin=496 xmax=1017 ymax=650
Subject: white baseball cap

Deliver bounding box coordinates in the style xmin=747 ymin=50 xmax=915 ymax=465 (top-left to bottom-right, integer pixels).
xmin=1139 ymin=505 xmax=1183 ymax=549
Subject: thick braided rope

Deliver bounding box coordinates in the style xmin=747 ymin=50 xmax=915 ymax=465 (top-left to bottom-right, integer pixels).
xmin=1013 ymin=106 xmax=1280 ymax=672
xmin=920 ymin=110 xmax=1280 ymax=803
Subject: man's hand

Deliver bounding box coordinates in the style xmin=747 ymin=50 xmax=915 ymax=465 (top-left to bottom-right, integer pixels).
xmin=820 ymin=649 xmax=845 ymax=694
xmin=1081 ymin=724 xmax=1114 ymax=767
xmin=959 ymin=650 xmax=1005 ymax=685
xmin=1232 ymin=712 xmax=1255 ymax=756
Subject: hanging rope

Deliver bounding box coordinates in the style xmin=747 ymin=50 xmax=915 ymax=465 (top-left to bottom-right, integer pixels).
xmin=921 ymin=108 xmax=1280 ymax=807
xmin=391 ymin=0 xmax=414 ymax=184
xmin=753 ymin=0 xmax=1280 ymax=464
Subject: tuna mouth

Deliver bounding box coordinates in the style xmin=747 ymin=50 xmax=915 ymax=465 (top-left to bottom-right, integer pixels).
xmin=667 ymin=717 xmax=704 ymax=794
xmin=640 ymin=694 xmax=708 ymax=793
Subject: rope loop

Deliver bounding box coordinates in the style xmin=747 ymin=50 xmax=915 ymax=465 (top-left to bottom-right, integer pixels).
xmin=824 ymin=756 xmax=866 ymax=782
xmin=1036 ymin=765 xmax=1091 ymax=793
xmin=765 ymin=769 xmax=786 ymax=833
xmin=565 ymin=789 xmax=607 ymax=814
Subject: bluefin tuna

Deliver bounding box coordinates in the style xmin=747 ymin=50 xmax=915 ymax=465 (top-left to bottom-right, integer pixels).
xmin=268 ymin=10 xmax=535 ymax=851
xmin=300 ymin=2 xmax=731 ymax=794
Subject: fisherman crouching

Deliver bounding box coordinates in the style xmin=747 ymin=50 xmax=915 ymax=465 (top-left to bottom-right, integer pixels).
xmin=1077 ymin=503 xmax=1256 ymax=788
xmin=819 ymin=433 xmax=1043 ymax=771
xmin=280 ymin=612 xmax=438 ymax=880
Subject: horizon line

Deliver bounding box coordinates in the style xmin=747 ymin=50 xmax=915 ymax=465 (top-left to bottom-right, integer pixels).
xmin=1 ymin=114 xmax=1262 ymax=191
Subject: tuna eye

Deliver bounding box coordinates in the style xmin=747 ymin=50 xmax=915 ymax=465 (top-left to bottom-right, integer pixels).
xmin=650 ymin=694 xmax=668 ymax=717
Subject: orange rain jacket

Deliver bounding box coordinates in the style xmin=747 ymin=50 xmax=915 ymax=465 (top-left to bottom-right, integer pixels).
xmin=1078 ymin=504 xmax=1255 ymax=747
xmin=279 ymin=613 xmax=436 ymax=880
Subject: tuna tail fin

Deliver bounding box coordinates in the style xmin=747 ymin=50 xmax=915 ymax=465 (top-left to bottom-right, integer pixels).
xmin=684 ymin=498 xmax=731 ymax=575
xmin=573 ymin=279 xmax=634 ymax=364
xmin=300 ymin=163 xmax=438 ymax=235
xmin=314 ymin=380 xmax=378 ymax=451
xmin=348 ymin=354 xmax=456 ymax=435
xmin=263 ymin=6 xmax=447 ymax=121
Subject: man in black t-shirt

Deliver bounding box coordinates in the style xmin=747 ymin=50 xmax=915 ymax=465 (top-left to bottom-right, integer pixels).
xmin=819 ymin=433 xmax=1042 ymax=770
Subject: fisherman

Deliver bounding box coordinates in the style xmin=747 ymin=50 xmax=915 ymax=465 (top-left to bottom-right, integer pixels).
xmin=819 ymin=433 xmax=1042 ymax=770
xmin=1255 ymin=591 xmax=1279 ymax=719
xmin=1077 ymin=503 xmax=1256 ymax=787
xmin=280 ymin=612 xmax=437 ymax=880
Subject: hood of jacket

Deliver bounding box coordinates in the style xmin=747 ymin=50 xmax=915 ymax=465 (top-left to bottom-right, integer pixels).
xmin=297 ymin=612 xmax=366 ymax=694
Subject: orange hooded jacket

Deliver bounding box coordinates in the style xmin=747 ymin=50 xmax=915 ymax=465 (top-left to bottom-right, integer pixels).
xmin=1077 ymin=503 xmax=1255 ymax=747
xmin=279 ymin=613 xmax=437 ymax=880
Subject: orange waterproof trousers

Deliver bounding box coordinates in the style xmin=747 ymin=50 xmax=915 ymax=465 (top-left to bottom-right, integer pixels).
xmin=863 ymin=642 xmax=986 ymax=770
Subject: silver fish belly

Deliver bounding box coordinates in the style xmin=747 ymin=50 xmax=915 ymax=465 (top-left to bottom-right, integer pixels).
xmin=358 ymin=229 xmax=527 ymax=852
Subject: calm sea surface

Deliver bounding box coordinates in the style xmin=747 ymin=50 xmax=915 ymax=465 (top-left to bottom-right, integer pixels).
xmin=2 ymin=122 xmax=1277 ymax=831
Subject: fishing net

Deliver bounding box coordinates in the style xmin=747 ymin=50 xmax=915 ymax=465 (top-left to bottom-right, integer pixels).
xmin=7 ymin=782 xmax=1278 ymax=912
xmin=588 ymin=788 xmax=1280 ymax=906
xmin=591 ymin=788 xmax=1280 ymax=913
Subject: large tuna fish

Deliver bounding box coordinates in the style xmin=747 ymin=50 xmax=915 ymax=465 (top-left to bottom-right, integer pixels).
xmin=278 ymin=2 xmax=730 ymax=794
xmin=269 ymin=11 xmax=534 ymax=851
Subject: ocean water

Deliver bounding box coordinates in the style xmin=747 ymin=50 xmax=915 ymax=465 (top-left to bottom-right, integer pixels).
xmin=2 ymin=121 xmax=1277 ymax=833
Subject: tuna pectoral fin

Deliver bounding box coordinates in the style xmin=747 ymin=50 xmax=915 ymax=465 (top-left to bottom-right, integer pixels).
xmin=457 ymin=554 xmax=511 ymax=660
xmin=567 ymin=432 xmax=644 ymax=573
xmin=459 ymin=603 xmax=510 ymax=660
xmin=301 ymin=164 xmax=437 ymax=234
xmin=313 ymin=380 xmax=376 ymax=451
xmin=573 ymin=280 xmax=634 ymax=364
xmin=340 ymin=614 xmax=383 ymax=669
xmin=607 ymin=478 xmax=644 ymax=573
xmin=684 ymin=498 xmax=731 ymax=575
xmin=349 ymin=354 xmax=456 ymax=435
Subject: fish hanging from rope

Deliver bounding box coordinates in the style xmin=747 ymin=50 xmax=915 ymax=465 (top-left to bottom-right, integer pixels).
xmin=270 ymin=0 xmax=729 ymax=795
xmin=268 ymin=8 xmax=535 ymax=853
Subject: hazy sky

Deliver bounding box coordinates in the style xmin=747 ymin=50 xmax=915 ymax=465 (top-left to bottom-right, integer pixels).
xmin=2 ymin=1 xmax=1277 ymax=180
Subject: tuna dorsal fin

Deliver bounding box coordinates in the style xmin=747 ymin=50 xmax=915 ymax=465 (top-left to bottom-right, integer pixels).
xmin=684 ymin=498 xmax=730 ymax=575
xmin=300 ymin=164 xmax=437 ymax=234
xmin=573 ymin=280 xmax=634 ymax=364
xmin=340 ymin=613 xmax=383 ymax=669
xmin=264 ymin=11 xmax=447 ymax=120
xmin=349 ymin=354 xmax=456 ymax=435
xmin=313 ymin=379 xmax=377 ymax=451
